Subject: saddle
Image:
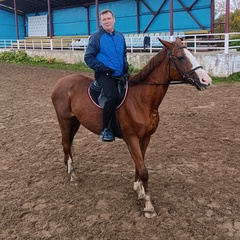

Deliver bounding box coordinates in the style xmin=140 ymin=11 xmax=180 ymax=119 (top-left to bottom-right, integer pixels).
xmin=88 ymin=77 xmax=128 ymax=138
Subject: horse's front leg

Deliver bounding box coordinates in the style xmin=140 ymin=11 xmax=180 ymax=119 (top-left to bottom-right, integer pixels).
xmin=133 ymin=174 xmax=157 ymax=219
xmin=66 ymin=155 xmax=78 ymax=185
xmin=126 ymin=136 xmax=157 ymax=218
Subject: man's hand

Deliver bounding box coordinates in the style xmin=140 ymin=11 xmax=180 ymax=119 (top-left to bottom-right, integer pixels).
xmin=105 ymin=67 xmax=115 ymax=76
xmin=99 ymin=65 xmax=115 ymax=76
xmin=123 ymin=66 xmax=130 ymax=79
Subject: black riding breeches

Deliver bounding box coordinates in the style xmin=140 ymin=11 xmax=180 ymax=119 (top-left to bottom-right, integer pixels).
xmin=96 ymin=74 xmax=119 ymax=130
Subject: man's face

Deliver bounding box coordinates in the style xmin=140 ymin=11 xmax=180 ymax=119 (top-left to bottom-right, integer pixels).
xmin=100 ymin=12 xmax=115 ymax=33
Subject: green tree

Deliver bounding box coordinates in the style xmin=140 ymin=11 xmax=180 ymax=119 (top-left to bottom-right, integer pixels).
xmin=230 ymin=9 xmax=240 ymax=31
xmin=215 ymin=8 xmax=240 ymax=32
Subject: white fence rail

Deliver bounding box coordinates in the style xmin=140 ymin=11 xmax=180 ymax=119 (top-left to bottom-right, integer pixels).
xmin=0 ymin=33 xmax=239 ymax=54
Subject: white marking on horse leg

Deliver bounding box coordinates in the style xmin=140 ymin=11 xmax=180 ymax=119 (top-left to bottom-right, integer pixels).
xmin=143 ymin=194 xmax=157 ymax=218
xmin=67 ymin=157 xmax=74 ymax=174
xmin=67 ymin=157 xmax=78 ymax=185
xmin=133 ymin=180 xmax=146 ymax=199
xmin=133 ymin=182 xmax=157 ymax=218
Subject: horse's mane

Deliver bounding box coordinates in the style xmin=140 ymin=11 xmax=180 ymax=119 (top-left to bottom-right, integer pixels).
xmin=131 ymin=47 xmax=167 ymax=82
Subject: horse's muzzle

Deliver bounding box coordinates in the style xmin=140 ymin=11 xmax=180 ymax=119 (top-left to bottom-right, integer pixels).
xmin=188 ymin=77 xmax=212 ymax=91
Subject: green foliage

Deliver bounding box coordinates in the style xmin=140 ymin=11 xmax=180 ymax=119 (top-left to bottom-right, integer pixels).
xmin=0 ymin=50 xmax=93 ymax=72
xmin=215 ymin=8 xmax=240 ymax=33
xmin=28 ymin=55 xmax=48 ymax=63
xmin=129 ymin=64 xmax=139 ymax=74
xmin=229 ymin=34 xmax=240 ymax=51
xmin=0 ymin=50 xmax=29 ymax=63
xmin=230 ymin=9 xmax=240 ymax=32
xmin=212 ymin=71 xmax=240 ymax=83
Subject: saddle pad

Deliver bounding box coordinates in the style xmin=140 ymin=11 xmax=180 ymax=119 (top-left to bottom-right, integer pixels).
xmin=88 ymin=80 xmax=128 ymax=109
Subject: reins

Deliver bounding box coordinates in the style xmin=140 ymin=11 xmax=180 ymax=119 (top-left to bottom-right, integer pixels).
xmin=126 ymin=79 xmax=188 ymax=86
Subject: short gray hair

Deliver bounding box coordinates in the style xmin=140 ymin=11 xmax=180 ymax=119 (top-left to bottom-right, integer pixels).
xmin=99 ymin=9 xmax=114 ymax=18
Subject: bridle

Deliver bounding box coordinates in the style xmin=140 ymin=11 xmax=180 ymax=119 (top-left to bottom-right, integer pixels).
xmin=126 ymin=46 xmax=203 ymax=86
xmin=168 ymin=46 xmax=203 ymax=85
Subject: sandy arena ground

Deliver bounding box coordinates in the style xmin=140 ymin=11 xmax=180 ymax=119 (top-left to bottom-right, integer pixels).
xmin=0 ymin=62 xmax=240 ymax=239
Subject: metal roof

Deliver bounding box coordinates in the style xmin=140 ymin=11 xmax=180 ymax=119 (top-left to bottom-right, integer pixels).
xmin=0 ymin=0 xmax=113 ymax=14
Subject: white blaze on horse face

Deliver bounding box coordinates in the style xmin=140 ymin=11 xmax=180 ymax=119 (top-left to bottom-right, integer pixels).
xmin=184 ymin=48 xmax=212 ymax=86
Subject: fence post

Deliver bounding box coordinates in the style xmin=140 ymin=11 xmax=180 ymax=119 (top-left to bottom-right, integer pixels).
xmin=130 ymin=38 xmax=133 ymax=53
xmin=194 ymin=35 xmax=197 ymax=54
xmin=71 ymin=39 xmax=74 ymax=51
xmin=224 ymin=33 xmax=229 ymax=54
xmin=50 ymin=39 xmax=53 ymax=50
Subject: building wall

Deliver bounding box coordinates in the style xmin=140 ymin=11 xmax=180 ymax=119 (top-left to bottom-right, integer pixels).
xmin=53 ymin=7 xmax=88 ymax=36
xmin=1 ymin=0 xmax=211 ymax=38
xmin=0 ymin=9 xmax=24 ymax=39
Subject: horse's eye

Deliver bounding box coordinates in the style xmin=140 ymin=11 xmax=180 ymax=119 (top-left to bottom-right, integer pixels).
xmin=178 ymin=56 xmax=185 ymax=61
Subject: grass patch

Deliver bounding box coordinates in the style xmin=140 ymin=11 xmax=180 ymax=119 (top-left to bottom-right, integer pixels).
xmin=212 ymin=71 xmax=240 ymax=84
xmin=0 ymin=49 xmax=93 ymax=73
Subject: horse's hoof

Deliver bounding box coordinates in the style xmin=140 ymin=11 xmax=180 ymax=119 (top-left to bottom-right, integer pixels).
xmin=144 ymin=210 xmax=157 ymax=219
xmin=70 ymin=180 xmax=78 ymax=186
xmin=70 ymin=171 xmax=79 ymax=186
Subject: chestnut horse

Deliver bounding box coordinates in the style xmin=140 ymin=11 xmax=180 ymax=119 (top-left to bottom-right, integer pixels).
xmin=51 ymin=38 xmax=212 ymax=218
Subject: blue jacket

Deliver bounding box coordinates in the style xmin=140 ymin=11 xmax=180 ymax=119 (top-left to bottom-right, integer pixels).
xmin=84 ymin=26 xmax=128 ymax=76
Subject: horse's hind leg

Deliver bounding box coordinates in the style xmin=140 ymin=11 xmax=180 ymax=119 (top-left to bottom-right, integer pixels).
xmin=70 ymin=116 xmax=80 ymax=144
xmin=59 ymin=115 xmax=80 ymax=184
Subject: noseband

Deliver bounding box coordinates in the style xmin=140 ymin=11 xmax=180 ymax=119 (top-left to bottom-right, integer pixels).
xmin=168 ymin=46 xmax=203 ymax=85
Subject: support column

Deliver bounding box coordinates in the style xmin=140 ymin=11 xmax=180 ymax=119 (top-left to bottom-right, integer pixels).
xmin=225 ymin=0 xmax=230 ymax=33
xmin=13 ymin=0 xmax=19 ymax=39
xmin=95 ymin=0 xmax=99 ymax=30
xmin=224 ymin=0 xmax=230 ymax=54
xmin=48 ymin=0 xmax=53 ymax=38
xmin=170 ymin=0 xmax=173 ymax=40
xmin=210 ymin=0 xmax=215 ymax=33
xmin=87 ymin=7 xmax=90 ymax=35
xmin=136 ymin=0 xmax=140 ymax=34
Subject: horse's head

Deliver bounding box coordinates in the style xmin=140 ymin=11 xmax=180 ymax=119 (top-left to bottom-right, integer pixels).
xmin=159 ymin=37 xmax=212 ymax=91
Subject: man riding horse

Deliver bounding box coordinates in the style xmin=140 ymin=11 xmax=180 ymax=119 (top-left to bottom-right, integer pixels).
xmin=84 ymin=9 xmax=129 ymax=142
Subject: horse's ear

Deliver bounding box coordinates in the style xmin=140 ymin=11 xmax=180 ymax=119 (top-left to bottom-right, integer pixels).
xmin=158 ymin=37 xmax=183 ymax=49
xmin=158 ymin=38 xmax=172 ymax=49
xmin=176 ymin=37 xmax=183 ymax=45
